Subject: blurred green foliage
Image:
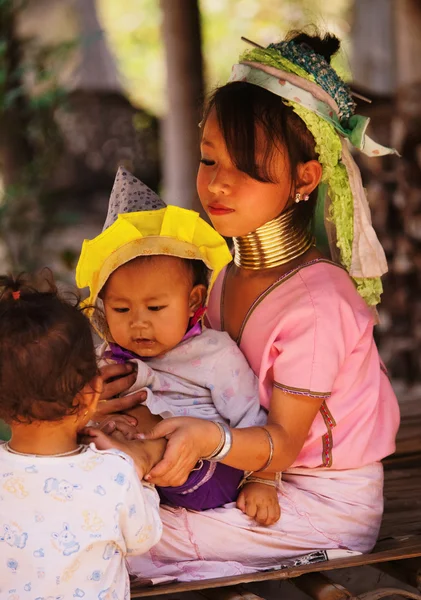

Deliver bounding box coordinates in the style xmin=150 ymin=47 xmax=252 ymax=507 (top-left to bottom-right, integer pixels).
xmin=0 ymin=0 xmax=73 ymax=270
xmin=98 ymin=0 xmax=352 ymax=116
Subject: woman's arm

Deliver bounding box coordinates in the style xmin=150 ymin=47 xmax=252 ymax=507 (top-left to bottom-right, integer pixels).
xmin=220 ymin=386 xmax=324 ymax=472
xmin=143 ymin=386 xmax=324 ymax=484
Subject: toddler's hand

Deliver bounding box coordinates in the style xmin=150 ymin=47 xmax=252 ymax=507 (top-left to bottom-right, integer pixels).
xmin=236 ymin=481 xmax=280 ymax=526
xmin=79 ymin=427 xmax=152 ymax=480
xmin=96 ymin=414 xmax=139 ymax=439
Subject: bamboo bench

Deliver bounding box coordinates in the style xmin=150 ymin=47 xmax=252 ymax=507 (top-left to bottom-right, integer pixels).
xmin=130 ymin=404 xmax=421 ymax=600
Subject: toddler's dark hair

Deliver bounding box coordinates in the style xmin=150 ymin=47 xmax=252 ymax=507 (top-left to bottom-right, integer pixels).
xmin=185 ymin=257 xmax=210 ymax=289
xmin=0 ymin=272 xmax=98 ymax=424
xmin=202 ymin=31 xmax=341 ymax=231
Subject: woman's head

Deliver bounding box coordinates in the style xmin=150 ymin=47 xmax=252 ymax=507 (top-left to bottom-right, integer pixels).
xmin=0 ymin=273 xmax=100 ymax=425
xmin=197 ymin=32 xmax=343 ymax=238
xmin=100 ymin=255 xmax=208 ymax=358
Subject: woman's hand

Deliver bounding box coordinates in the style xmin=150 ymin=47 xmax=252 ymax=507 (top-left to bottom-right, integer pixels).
xmin=139 ymin=417 xmax=221 ymax=487
xmin=100 ymin=362 xmax=146 ymax=401
xmin=93 ymin=363 xmax=147 ymax=423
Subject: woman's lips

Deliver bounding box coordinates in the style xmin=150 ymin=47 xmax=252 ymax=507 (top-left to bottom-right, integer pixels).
xmin=208 ymin=204 xmax=235 ymax=216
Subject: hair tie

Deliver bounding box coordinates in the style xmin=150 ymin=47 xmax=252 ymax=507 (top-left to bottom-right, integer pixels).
xmin=12 ymin=290 xmax=20 ymax=300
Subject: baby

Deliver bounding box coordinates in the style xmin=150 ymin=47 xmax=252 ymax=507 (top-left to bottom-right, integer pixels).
xmin=77 ymin=168 xmax=280 ymax=523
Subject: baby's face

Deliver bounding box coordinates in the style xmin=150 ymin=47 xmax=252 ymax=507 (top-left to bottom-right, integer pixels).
xmin=103 ymin=256 xmax=197 ymax=358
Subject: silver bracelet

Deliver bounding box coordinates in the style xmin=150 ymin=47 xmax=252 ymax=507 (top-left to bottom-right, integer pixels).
xmin=208 ymin=421 xmax=232 ymax=462
xmin=255 ymin=427 xmax=274 ymax=472
xmin=202 ymin=421 xmax=225 ymax=461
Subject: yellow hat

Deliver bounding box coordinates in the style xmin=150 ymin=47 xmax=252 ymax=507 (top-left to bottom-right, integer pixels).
xmin=76 ymin=169 xmax=232 ymax=329
xmin=76 ymin=205 xmax=232 ymax=309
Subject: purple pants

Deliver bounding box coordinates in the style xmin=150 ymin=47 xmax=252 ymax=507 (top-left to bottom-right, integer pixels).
xmin=157 ymin=460 xmax=243 ymax=511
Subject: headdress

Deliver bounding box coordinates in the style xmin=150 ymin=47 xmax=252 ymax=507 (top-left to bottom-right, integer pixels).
xmin=76 ymin=167 xmax=232 ymax=336
xmin=228 ymin=37 xmax=398 ymax=306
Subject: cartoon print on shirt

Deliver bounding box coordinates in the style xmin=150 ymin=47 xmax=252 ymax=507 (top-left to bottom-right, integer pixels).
xmin=51 ymin=523 xmax=80 ymax=556
xmin=0 ymin=523 xmax=28 ymax=549
xmin=43 ymin=478 xmax=82 ymax=502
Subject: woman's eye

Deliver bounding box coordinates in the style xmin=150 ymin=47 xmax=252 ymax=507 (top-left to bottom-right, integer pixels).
xmin=148 ymin=306 xmax=166 ymax=312
xmin=200 ymin=158 xmax=215 ymax=166
xmin=113 ymin=307 xmax=129 ymax=313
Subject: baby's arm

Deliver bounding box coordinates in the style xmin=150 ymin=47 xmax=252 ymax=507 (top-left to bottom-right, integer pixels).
xmin=97 ymin=345 xmax=158 ymax=394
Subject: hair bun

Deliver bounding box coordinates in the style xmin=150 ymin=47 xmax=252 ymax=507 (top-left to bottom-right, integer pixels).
xmin=291 ymin=32 xmax=341 ymax=64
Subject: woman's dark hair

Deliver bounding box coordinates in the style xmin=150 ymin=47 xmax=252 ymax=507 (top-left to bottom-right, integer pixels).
xmin=0 ymin=272 xmax=98 ymax=424
xmin=202 ymin=31 xmax=341 ymax=231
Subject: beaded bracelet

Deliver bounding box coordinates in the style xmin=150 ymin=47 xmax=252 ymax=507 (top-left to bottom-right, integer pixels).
xmin=238 ymin=474 xmax=279 ymax=489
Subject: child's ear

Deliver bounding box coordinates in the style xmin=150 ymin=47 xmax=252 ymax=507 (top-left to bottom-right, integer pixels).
xmin=78 ymin=375 xmax=103 ymax=420
xmin=189 ymin=284 xmax=207 ymax=317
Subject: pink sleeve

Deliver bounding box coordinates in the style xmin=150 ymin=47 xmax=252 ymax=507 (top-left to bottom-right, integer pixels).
xmin=272 ymin=280 xmax=351 ymax=399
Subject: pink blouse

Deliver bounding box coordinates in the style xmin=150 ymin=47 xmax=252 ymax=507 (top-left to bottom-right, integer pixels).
xmin=207 ymin=259 xmax=400 ymax=470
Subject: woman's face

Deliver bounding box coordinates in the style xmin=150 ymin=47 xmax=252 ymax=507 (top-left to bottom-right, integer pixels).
xmin=197 ymin=108 xmax=292 ymax=238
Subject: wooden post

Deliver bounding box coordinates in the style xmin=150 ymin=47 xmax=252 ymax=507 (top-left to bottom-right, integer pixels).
xmin=351 ymin=0 xmax=395 ymax=95
xmin=394 ymin=0 xmax=421 ymax=87
xmin=160 ymin=0 xmax=204 ymax=211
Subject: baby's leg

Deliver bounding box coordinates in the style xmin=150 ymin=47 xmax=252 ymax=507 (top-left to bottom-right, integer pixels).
xmin=158 ymin=461 xmax=243 ymax=510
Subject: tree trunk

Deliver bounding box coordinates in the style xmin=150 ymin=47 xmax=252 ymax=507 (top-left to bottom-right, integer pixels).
xmin=160 ymin=0 xmax=204 ymax=211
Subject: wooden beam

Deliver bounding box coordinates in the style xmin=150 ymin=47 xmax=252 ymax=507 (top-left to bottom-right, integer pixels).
xmin=129 ymin=537 xmax=421 ymax=597
xmin=374 ymin=558 xmax=421 ymax=591
xmin=199 ymin=585 xmax=267 ymax=599
xmin=352 ymin=587 xmax=421 ymax=600
xmin=291 ymin=572 xmax=352 ymax=600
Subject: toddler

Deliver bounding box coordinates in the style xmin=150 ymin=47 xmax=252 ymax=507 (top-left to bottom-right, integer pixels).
xmin=0 ymin=273 xmax=162 ymax=599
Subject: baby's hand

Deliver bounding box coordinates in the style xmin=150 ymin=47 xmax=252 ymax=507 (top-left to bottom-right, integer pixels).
xmin=236 ymin=481 xmax=280 ymax=526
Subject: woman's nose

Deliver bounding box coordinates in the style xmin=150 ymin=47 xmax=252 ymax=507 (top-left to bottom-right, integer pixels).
xmin=207 ymin=166 xmax=232 ymax=195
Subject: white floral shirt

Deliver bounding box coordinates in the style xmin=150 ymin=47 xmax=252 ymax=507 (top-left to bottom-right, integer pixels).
xmin=0 ymin=444 xmax=162 ymax=599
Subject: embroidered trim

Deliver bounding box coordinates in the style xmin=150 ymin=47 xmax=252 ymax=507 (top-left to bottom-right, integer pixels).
xmin=273 ymin=381 xmax=331 ymax=399
xmin=180 ymin=461 xmax=217 ymax=495
xmin=319 ymin=400 xmax=337 ymax=468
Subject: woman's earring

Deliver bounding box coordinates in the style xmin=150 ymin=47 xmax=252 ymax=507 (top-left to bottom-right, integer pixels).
xmin=295 ymin=192 xmax=310 ymax=203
